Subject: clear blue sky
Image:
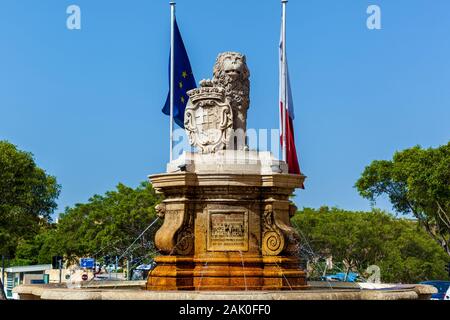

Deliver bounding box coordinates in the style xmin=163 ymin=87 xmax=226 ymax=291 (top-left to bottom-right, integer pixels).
xmin=1 ymin=0 xmax=449 ymax=219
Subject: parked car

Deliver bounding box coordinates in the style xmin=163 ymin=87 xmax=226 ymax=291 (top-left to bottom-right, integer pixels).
xmin=104 ymin=263 xmax=121 ymax=273
xmin=131 ymin=263 xmax=156 ymax=280
xmin=322 ymin=272 xmax=359 ymax=282
xmin=420 ymin=281 xmax=450 ymax=300
xmin=131 ymin=269 xmax=144 ymax=280
xmin=444 ymin=285 xmax=450 ymax=300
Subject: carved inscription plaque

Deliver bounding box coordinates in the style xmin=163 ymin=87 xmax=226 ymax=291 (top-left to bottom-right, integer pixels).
xmin=207 ymin=210 xmax=248 ymax=251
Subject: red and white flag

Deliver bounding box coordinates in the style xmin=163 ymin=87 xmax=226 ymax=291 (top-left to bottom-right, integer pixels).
xmin=279 ymin=21 xmax=303 ymax=182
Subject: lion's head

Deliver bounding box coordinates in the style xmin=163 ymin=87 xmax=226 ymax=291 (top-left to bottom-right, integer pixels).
xmin=212 ymin=52 xmax=250 ymax=115
xmin=213 ymin=52 xmax=250 ymax=83
xmin=155 ymin=203 xmax=166 ymax=219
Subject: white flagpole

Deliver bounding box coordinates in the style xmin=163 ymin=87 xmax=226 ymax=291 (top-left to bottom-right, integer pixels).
xmin=281 ymin=0 xmax=288 ymax=162
xmin=169 ymin=1 xmax=176 ymax=162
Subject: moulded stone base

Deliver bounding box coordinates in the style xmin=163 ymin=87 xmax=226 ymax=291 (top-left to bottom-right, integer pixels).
xmin=146 ymin=255 xmax=307 ymax=291
xmin=146 ymin=256 xmax=195 ymax=290
xmin=147 ymin=151 xmax=308 ymax=292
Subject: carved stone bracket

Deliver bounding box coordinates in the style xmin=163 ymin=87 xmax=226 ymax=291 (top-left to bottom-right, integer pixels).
xmin=262 ymin=204 xmax=286 ymax=256
xmin=289 ymin=203 xmax=298 ymax=218
xmin=174 ymin=208 xmax=195 ymax=255
xmin=262 ymin=203 xmax=301 ymax=256
xmin=174 ymin=227 xmax=194 ymax=255
xmin=154 ymin=202 xmax=194 ymax=255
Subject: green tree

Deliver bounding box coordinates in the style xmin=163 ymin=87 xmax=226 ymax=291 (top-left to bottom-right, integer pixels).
xmin=355 ymin=142 xmax=450 ymax=256
xmin=292 ymin=207 xmax=449 ymax=283
xmin=379 ymin=221 xmax=449 ymax=283
xmin=0 ymin=141 xmax=60 ymax=258
xmin=13 ymin=224 xmax=57 ymax=265
xmin=25 ymin=181 xmax=162 ymax=266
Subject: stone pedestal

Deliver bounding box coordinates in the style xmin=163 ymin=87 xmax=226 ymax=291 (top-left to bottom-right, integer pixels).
xmin=146 ymin=151 xmax=307 ymax=291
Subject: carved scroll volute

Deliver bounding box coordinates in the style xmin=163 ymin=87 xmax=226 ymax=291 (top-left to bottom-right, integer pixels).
xmin=262 ymin=204 xmax=286 ymax=256
xmin=174 ymin=209 xmax=194 ymax=255
xmin=154 ymin=203 xmax=194 ymax=255
xmin=262 ymin=202 xmax=301 ymax=256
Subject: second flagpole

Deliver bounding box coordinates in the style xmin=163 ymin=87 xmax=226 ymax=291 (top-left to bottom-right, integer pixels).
xmin=169 ymin=1 xmax=176 ymax=162
xmin=281 ymin=0 xmax=288 ymax=162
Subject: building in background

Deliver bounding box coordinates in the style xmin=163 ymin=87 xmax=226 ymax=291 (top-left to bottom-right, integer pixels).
xmin=3 ymin=264 xmax=51 ymax=299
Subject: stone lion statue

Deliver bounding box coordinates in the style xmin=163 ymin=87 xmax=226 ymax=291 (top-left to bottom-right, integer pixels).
xmin=200 ymin=52 xmax=250 ymax=150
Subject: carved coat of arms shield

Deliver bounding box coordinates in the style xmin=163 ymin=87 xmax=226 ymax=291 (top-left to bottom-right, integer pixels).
xmin=184 ymin=87 xmax=233 ymax=153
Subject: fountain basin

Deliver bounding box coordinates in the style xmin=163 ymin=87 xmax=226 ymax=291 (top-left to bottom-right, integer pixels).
xmin=13 ymin=281 xmax=436 ymax=300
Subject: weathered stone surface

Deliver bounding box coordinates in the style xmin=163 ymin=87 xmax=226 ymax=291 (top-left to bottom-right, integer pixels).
xmin=14 ymin=283 xmax=437 ymax=300
xmin=167 ymin=151 xmax=288 ymax=174
xmin=149 ymin=51 xmax=306 ymax=291
xmin=147 ymin=151 xmax=307 ymax=291
xmin=185 ymin=52 xmax=250 ymax=152
xmin=184 ymin=86 xmax=234 ymax=153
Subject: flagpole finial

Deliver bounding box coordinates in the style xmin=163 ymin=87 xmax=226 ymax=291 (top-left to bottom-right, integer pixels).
xmin=282 ymin=0 xmax=288 ymax=3
xmin=170 ymin=1 xmax=176 ymax=5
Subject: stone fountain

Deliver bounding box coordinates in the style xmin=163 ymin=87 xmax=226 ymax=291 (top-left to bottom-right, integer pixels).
xmin=11 ymin=52 xmax=438 ymax=300
xmin=146 ymin=52 xmax=307 ymax=291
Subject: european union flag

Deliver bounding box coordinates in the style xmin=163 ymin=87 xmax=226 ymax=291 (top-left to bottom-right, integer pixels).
xmin=162 ymin=18 xmax=196 ymax=129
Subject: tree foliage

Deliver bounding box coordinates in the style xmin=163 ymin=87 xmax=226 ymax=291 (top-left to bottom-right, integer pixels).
xmin=0 ymin=141 xmax=60 ymax=257
xmin=292 ymin=207 xmax=449 ymax=283
xmin=17 ymin=182 xmax=161 ymax=266
xmin=355 ymin=143 xmax=450 ymax=256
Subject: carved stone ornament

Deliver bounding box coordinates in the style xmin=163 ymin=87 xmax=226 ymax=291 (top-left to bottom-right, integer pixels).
xmin=210 ymin=52 xmax=250 ymax=136
xmin=289 ymin=203 xmax=298 ymax=218
xmin=155 ymin=203 xmax=166 ymax=219
xmin=184 ymin=52 xmax=250 ymax=153
xmin=175 ymin=227 xmax=194 ymax=255
xmin=184 ymin=86 xmax=233 ymax=153
xmin=154 ymin=204 xmax=194 ymax=255
xmin=262 ymin=204 xmax=286 ymax=256
xmin=174 ymin=206 xmax=195 ymax=255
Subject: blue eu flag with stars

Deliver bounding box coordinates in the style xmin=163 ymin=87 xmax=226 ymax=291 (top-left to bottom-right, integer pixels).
xmin=162 ymin=18 xmax=196 ymax=129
